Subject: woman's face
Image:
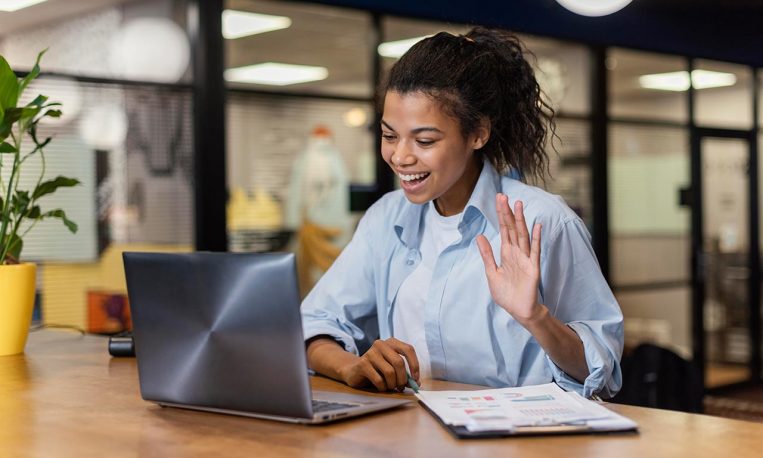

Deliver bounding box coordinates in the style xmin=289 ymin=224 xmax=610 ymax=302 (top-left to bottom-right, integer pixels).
xmin=381 ymin=91 xmax=488 ymax=216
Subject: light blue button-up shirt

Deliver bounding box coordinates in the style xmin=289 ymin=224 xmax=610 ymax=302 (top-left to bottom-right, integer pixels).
xmin=301 ymin=161 xmax=623 ymax=398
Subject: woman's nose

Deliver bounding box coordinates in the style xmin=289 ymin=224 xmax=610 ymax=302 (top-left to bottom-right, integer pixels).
xmin=391 ymin=144 xmax=415 ymax=166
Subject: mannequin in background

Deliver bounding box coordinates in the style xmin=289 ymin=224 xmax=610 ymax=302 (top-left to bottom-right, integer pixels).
xmin=286 ymin=125 xmax=352 ymax=294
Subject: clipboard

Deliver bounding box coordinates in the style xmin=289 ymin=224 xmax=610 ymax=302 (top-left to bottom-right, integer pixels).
xmin=420 ymin=401 xmax=608 ymax=439
xmin=415 ymin=383 xmax=639 ymax=439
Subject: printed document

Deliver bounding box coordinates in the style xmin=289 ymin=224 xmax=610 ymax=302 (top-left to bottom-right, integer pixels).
xmin=415 ymin=383 xmax=637 ymax=433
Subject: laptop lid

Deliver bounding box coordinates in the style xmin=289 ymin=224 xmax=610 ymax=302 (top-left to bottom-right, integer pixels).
xmin=123 ymin=251 xmax=313 ymax=419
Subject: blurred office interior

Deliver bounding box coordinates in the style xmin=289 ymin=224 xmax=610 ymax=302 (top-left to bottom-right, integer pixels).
xmin=1 ymin=0 xmax=761 ymax=414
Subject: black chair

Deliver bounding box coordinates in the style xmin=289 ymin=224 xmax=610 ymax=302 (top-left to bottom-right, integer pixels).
xmin=611 ymin=343 xmax=704 ymax=413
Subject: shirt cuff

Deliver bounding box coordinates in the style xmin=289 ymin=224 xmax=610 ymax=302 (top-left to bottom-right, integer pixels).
xmin=544 ymin=322 xmax=621 ymax=399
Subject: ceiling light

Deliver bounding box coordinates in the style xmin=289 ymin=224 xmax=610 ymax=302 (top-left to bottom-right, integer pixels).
xmin=639 ymin=71 xmax=690 ymax=92
xmin=691 ymin=70 xmax=737 ymax=89
xmin=638 ymin=70 xmax=737 ymax=92
xmin=222 ymin=10 xmax=291 ymax=39
xmin=224 ymin=63 xmax=328 ymax=86
xmin=378 ymin=36 xmax=430 ymax=58
xmin=343 ymin=108 xmax=367 ymax=127
xmin=556 ymin=0 xmax=633 ymax=17
xmin=0 ymin=0 xmax=47 ymax=12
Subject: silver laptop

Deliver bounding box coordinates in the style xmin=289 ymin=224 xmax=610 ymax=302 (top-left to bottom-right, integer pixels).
xmin=123 ymin=251 xmax=410 ymax=424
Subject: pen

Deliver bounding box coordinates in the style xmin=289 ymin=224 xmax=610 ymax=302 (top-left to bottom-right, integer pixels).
xmin=400 ymin=355 xmax=420 ymax=393
xmin=406 ymin=371 xmax=420 ymax=393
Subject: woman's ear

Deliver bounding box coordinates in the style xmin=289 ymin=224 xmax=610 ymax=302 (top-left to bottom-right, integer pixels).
xmin=473 ymin=118 xmax=491 ymax=150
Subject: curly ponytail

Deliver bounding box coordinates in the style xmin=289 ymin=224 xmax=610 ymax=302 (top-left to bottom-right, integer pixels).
xmin=382 ymin=26 xmax=554 ymax=183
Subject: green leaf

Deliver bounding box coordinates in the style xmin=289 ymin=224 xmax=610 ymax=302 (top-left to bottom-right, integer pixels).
xmin=0 ymin=56 xmax=20 ymax=111
xmin=5 ymin=233 xmax=23 ymax=262
xmin=43 ymin=209 xmax=78 ymax=233
xmin=0 ymin=141 xmax=15 ymax=153
xmin=0 ymin=120 xmax=11 ymax=142
xmin=42 ymin=109 xmax=61 ymax=118
xmin=18 ymin=49 xmax=45 ymax=98
xmin=26 ymin=205 xmax=40 ymax=219
xmin=32 ymin=176 xmax=80 ymax=200
xmin=12 ymin=190 xmax=30 ymax=216
xmin=2 ymin=107 xmax=23 ymax=125
xmin=25 ymin=94 xmax=48 ymax=108
xmin=19 ymin=106 xmax=40 ymax=128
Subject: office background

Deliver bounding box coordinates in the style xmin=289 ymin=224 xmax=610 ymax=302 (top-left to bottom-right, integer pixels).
xmin=1 ymin=0 xmax=761 ymax=407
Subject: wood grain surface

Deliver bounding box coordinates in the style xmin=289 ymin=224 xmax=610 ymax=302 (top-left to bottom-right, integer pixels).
xmin=1 ymin=330 xmax=761 ymax=457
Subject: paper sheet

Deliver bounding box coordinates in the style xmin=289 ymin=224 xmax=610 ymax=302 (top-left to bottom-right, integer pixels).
xmin=415 ymin=383 xmax=636 ymax=432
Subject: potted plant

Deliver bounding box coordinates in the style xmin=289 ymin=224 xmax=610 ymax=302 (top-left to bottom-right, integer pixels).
xmin=0 ymin=51 xmax=79 ymax=356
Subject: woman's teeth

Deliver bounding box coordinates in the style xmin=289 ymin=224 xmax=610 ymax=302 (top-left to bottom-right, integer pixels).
xmin=399 ymin=172 xmax=430 ymax=182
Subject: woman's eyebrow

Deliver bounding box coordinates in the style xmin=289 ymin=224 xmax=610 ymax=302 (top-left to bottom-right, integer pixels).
xmin=411 ymin=126 xmax=443 ymax=134
xmin=381 ymin=120 xmax=443 ymax=135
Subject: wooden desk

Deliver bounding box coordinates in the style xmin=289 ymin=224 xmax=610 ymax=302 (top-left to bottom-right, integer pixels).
xmin=1 ymin=330 xmax=760 ymax=457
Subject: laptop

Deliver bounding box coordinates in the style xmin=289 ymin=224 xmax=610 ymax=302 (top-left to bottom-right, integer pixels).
xmin=123 ymin=251 xmax=410 ymax=424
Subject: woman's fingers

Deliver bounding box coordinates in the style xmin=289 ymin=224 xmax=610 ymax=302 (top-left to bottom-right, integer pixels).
xmin=375 ymin=341 xmax=408 ymax=388
xmin=531 ymin=223 xmax=542 ymax=265
xmin=499 ymin=194 xmax=519 ymax=246
xmin=496 ymin=194 xmax=511 ymax=250
xmin=364 ymin=347 xmax=397 ymax=390
xmin=358 ymin=358 xmax=387 ymax=391
xmin=386 ymin=337 xmax=421 ymax=382
xmin=477 ymin=234 xmax=498 ymax=275
xmin=514 ymin=200 xmax=531 ymax=257
xmin=496 ymin=193 xmax=535 ymax=259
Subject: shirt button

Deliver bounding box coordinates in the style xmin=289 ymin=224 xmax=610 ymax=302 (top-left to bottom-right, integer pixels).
xmin=405 ymin=249 xmax=419 ymax=265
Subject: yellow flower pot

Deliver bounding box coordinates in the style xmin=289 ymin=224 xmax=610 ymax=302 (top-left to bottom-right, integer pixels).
xmin=0 ymin=263 xmax=37 ymax=356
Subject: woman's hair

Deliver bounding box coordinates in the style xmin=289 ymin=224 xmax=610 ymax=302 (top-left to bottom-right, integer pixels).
xmin=381 ymin=27 xmax=555 ymax=183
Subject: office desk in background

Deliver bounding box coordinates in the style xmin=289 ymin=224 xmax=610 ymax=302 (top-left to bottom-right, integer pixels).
xmin=1 ymin=330 xmax=760 ymax=457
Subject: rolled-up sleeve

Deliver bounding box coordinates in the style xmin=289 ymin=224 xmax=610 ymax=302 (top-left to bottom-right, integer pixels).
xmin=301 ymin=213 xmax=379 ymax=356
xmin=539 ymin=218 xmax=624 ymax=398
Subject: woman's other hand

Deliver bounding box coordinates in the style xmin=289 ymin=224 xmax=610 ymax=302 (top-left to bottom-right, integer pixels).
xmin=338 ymin=337 xmax=420 ymax=392
xmin=476 ymin=193 xmax=543 ymax=325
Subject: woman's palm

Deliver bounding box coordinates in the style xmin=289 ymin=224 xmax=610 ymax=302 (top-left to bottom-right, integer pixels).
xmin=476 ymin=194 xmax=542 ymax=322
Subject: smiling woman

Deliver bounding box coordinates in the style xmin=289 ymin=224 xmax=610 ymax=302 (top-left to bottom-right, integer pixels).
xmin=300 ymin=27 xmax=624 ymax=399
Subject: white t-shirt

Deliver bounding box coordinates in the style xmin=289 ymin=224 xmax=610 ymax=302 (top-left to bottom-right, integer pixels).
xmin=392 ymin=202 xmax=462 ymax=378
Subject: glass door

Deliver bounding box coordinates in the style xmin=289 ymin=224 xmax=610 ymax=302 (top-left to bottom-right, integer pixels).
xmin=694 ymin=131 xmax=758 ymax=389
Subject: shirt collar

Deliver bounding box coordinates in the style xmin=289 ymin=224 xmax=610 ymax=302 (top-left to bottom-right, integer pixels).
xmin=393 ymin=160 xmax=503 ymax=247
xmin=463 ymin=160 xmax=502 ymax=233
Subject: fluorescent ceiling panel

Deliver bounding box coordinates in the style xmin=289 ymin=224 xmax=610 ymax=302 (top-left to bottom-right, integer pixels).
xmin=638 ymin=70 xmax=737 ymax=92
xmin=222 ymin=9 xmax=291 ymax=39
xmin=378 ymin=36 xmax=430 ymax=58
xmin=224 ymin=62 xmax=328 ymax=86
xmin=0 ymin=0 xmax=47 ymax=12
xmin=691 ymin=70 xmax=738 ymax=89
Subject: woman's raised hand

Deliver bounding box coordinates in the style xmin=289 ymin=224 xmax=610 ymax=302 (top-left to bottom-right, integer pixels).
xmin=476 ymin=193 xmax=543 ymax=325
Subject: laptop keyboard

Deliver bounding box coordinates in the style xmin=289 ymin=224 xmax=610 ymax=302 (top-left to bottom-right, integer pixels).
xmin=312 ymin=400 xmax=360 ymax=413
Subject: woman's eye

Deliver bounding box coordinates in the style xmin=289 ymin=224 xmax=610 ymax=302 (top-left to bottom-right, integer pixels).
xmin=417 ymin=139 xmax=435 ymax=146
xmin=382 ymin=134 xmax=397 ymax=141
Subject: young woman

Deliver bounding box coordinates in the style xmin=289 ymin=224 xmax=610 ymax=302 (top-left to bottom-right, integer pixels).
xmin=301 ymin=27 xmax=623 ymax=398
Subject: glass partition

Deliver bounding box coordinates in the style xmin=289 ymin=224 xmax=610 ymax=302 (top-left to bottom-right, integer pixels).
xmin=0 ymin=0 xmax=194 ymax=331
xmin=225 ymin=0 xmax=375 ymax=294
xmin=225 ymin=0 xmax=373 ymax=98
xmin=700 ymin=136 xmax=752 ymax=387
xmin=608 ymin=48 xmax=688 ymax=123
xmin=694 ymin=60 xmax=753 ymax=129
xmin=609 ymin=123 xmax=691 ymax=356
